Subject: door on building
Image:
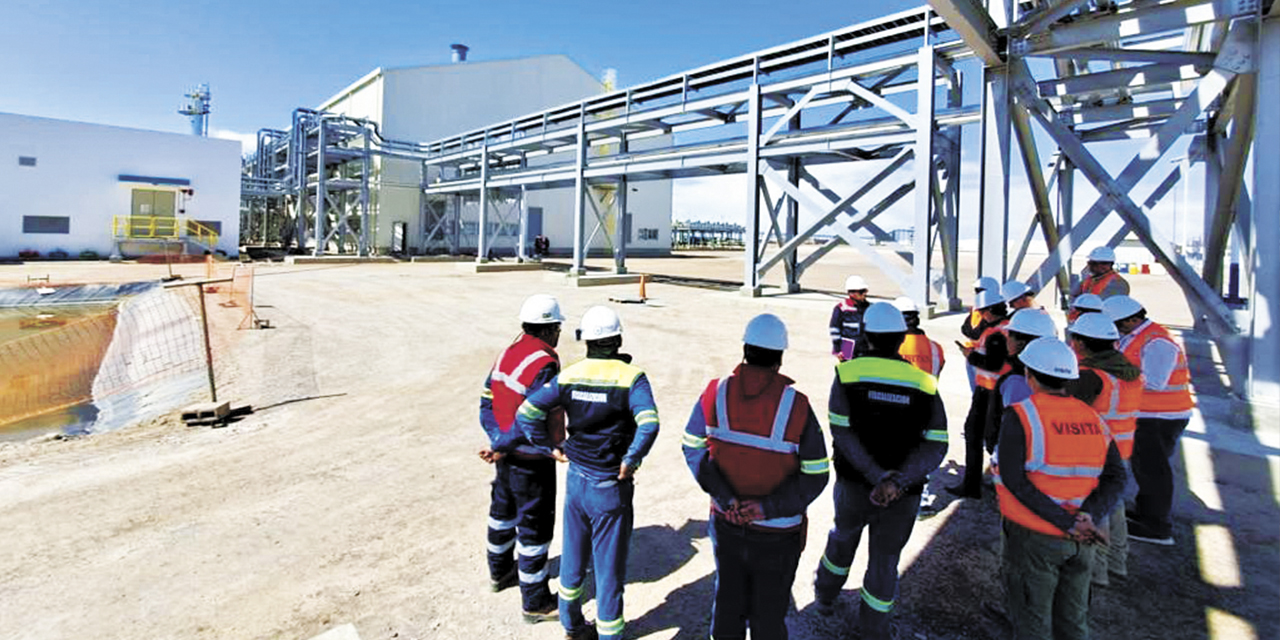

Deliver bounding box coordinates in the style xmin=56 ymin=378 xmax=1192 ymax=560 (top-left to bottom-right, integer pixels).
xmin=526 ymin=207 xmax=543 ymax=254
xmin=130 ymin=189 xmax=176 ymax=237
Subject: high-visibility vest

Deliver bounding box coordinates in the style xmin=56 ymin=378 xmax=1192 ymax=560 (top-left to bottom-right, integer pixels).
xmin=490 ymin=334 xmax=563 ymax=453
xmin=900 ymin=334 xmax=945 ymax=376
xmin=994 ymin=394 xmax=1111 ymax=538
xmin=1080 ymin=366 xmax=1143 ymax=459
xmin=1119 ymin=321 xmax=1194 ymax=419
xmin=973 ymin=320 xmax=1012 ymax=390
xmin=1081 ymin=270 xmax=1121 ymax=297
xmin=701 ymin=371 xmax=809 ymax=530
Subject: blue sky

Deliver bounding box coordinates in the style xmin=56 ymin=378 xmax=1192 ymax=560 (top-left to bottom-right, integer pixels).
xmin=1 ymin=0 xmax=1200 ymax=257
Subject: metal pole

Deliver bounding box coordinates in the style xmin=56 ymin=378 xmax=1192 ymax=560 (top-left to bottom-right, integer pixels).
xmin=314 ymin=122 xmax=327 ymax=256
xmin=912 ymin=45 xmax=937 ymax=307
xmin=478 ymin=139 xmax=489 ymax=263
xmin=743 ymin=83 xmax=762 ymax=297
xmin=197 ymin=284 xmax=217 ymax=403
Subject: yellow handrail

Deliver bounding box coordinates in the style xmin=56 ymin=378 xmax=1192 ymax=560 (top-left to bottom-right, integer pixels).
xmin=112 ymin=216 xmax=220 ymax=252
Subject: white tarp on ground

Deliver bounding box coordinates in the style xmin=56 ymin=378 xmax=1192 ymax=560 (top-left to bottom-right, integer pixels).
xmin=90 ymin=286 xmax=205 ymax=434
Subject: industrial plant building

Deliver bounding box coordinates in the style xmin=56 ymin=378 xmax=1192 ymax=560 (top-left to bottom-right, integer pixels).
xmin=0 ymin=112 xmax=242 ymax=260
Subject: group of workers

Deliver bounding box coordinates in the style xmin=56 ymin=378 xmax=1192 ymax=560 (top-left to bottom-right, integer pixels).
xmin=476 ymin=242 xmax=1193 ymax=640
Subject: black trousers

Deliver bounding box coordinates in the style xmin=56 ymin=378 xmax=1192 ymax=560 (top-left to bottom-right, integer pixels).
xmin=960 ymin=387 xmax=994 ymax=494
xmin=1130 ymin=417 xmax=1188 ymax=536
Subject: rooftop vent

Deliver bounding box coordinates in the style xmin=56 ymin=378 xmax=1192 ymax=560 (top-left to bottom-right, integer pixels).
xmin=451 ymin=44 xmax=469 ymax=63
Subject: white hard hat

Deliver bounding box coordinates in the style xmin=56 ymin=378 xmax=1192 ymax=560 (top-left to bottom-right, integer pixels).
xmin=578 ymin=305 xmax=623 ymax=341
xmin=1001 ymin=281 xmax=1033 ymax=303
xmin=892 ymin=296 xmax=919 ymax=314
xmin=974 ymin=276 xmax=1001 ymax=293
xmin=844 ymin=275 xmax=868 ymax=291
xmin=1007 ymin=308 xmax=1056 ymax=339
xmin=1020 ymin=337 xmax=1080 ymax=380
xmin=975 ymin=288 xmax=1005 ymax=310
xmin=518 ymin=294 xmax=565 ymax=324
xmin=1102 ymin=295 xmax=1144 ymax=322
xmin=1068 ymin=312 xmax=1120 ymax=340
xmin=863 ymin=301 xmax=907 ymax=333
xmin=1071 ymin=293 xmax=1104 ymax=312
xmin=743 ymin=313 xmax=788 ymax=351
xmin=1088 ymin=246 xmax=1117 ymax=262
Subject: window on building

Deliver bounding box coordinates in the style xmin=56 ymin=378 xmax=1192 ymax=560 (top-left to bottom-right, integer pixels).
xmin=638 ymin=228 xmax=659 ymax=241
xmin=23 ymin=216 xmax=70 ymax=234
xmin=18 ymin=156 xmax=37 ymax=167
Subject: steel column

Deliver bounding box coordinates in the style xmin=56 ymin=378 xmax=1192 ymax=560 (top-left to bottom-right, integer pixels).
xmin=911 ymin=45 xmax=937 ymax=307
xmin=978 ymin=65 xmax=1012 ymax=280
xmin=1248 ymin=14 xmax=1280 ymax=405
xmin=572 ymin=109 xmax=587 ymax=275
xmin=314 ymin=124 xmax=327 ymax=256
xmin=743 ymin=83 xmax=763 ymax=296
xmin=477 ymin=140 xmax=489 ymax=263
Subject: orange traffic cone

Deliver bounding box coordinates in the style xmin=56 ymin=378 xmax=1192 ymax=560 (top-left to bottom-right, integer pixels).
xmin=639 ymin=274 xmax=648 ymax=300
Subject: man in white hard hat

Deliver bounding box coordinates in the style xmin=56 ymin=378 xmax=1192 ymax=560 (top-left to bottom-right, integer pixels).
xmin=1103 ymin=295 xmax=1193 ymax=546
xmin=816 ymin=302 xmax=947 ymax=639
xmin=948 ymin=288 xmax=1010 ymax=498
xmin=830 ymin=275 xmax=870 ymax=361
xmin=681 ymin=313 xmax=830 ymax=640
xmin=1067 ymin=292 xmax=1104 ymax=324
xmin=479 ymin=294 xmax=566 ymax=623
xmin=980 ymin=309 xmax=1059 ymax=466
xmin=517 ymin=305 xmax=661 ymax=640
xmin=1071 ymin=246 xmax=1130 ymax=300
xmin=961 ymin=277 xmax=1002 ymax=392
xmin=1066 ymin=312 xmax=1144 ymax=585
xmin=994 ymin=336 xmax=1124 ymax=640
xmin=1001 ymin=281 xmax=1037 ymax=311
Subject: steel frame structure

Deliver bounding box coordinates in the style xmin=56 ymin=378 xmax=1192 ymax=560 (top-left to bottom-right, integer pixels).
xmin=930 ymin=0 xmax=1277 ymax=404
xmin=417 ymin=7 xmax=980 ymax=307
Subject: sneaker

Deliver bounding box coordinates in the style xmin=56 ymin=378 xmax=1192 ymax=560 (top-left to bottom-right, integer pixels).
xmin=489 ymin=567 xmax=518 ymax=592
xmin=565 ymin=624 xmax=599 ymax=640
xmin=1127 ymin=519 xmax=1174 ymax=546
xmin=522 ymin=601 xmax=559 ymax=625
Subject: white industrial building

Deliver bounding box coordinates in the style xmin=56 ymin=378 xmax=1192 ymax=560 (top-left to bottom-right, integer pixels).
xmin=1 ymin=112 xmax=242 ymax=259
xmin=317 ymin=54 xmax=674 ymax=256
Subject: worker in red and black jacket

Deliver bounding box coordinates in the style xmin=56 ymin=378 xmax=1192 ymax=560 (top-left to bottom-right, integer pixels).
xmin=830 ymin=275 xmax=871 ymax=361
xmin=478 ymin=294 xmax=566 ymax=624
xmin=682 ymin=313 xmax=829 ymax=640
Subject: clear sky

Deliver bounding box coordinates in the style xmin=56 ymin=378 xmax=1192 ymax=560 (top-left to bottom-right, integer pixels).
xmin=1 ymin=0 xmax=925 ymax=139
xmin=1 ymin=0 xmax=1199 ymax=254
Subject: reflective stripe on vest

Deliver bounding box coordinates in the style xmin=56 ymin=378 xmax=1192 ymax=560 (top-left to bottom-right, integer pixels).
xmin=994 ymin=395 xmax=1109 ymax=538
xmin=1119 ymin=321 xmax=1194 ymax=417
xmin=490 ymin=336 xmax=561 ymax=453
xmin=973 ymin=321 xmax=1012 ymax=390
xmin=1085 ymin=367 xmax=1141 ymax=459
xmin=1082 ymin=271 xmax=1119 ymax=297
xmin=707 ymin=378 xmax=799 ymax=455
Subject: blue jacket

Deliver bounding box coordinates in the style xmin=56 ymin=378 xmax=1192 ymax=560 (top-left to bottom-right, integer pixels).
xmin=517 ymin=355 xmax=660 ymax=480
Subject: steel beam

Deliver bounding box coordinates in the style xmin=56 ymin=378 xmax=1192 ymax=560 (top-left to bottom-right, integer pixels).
xmin=911 ymin=45 xmax=937 ymax=306
xmin=1016 ymin=0 xmax=1257 ymax=56
xmin=1204 ymin=73 xmax=1256 ymax=291
xmin=1015 ymin=0 xmax=1091 ymax=36
xmin=314 ymin=124 xmax=327 ymax=256
xmin=1010 ymin=105 xmax=1071 ymax=303
xmin=928 ymin=0 xmax=1003 ymax=65
xmin=1033 ymin=48 xmax=1217 ymax=68
xmin=571 ymin=112 xmax=587 ymax=275
xmin=477 ymin=141 xmax=489 ymax=263
xmin=978 ymin=64 xmax=1012 ymax=280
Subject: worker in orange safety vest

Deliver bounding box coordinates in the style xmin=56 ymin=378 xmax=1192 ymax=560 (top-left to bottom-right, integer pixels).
xmin=1071 ymin=246 xmax=1130 ymax=300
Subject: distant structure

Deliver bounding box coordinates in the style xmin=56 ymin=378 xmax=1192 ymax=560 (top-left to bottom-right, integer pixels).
xmin=178 ymin=84 xmax=211 ymax=137
xmin=673 ymin=221 xmax=744 ymax=249
xmin=1 ymin=113 xmax=241 ymax=260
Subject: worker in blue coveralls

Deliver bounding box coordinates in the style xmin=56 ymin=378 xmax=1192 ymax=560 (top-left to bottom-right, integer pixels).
xmin=815 ymin=302 xmax=947 ymax=640
xmin=681 ymin=313 xmax=830 ymax=640
xmin=517 ymin=305 xmax=660 ymax=640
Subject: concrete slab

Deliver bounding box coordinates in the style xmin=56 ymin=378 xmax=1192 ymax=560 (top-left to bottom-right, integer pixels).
xmin=306 ymin=623 xmax=362 ymax=640
xmin=409 ymin=255 xmax=471 ymax=263
xmin=456 ymin=261 xmax=546 ymax=273
xmin=285 ymin=256 xmax=399 ymax=265
xmin=568 ymin=273 xmax=644 ymax=287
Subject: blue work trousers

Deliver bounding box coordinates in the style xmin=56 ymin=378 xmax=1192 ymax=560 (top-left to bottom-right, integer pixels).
xmin=815 ymin=476 xmax=921 ymax=640
xmin=487 ymin=456 xmax=556 ymax=611
xmin=559 ymin=465 xmax=634 ymax=640
xmin=709 ymin=516 xmax=805 ymax=640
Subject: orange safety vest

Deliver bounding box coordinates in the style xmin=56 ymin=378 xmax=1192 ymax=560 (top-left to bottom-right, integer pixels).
xmin=900 ymin=334 xmax=945 ymax=377
xmin=994 ymin=394 xmax=1111 ymax=538
xmin=1081 ymin=270 xmax=1121 ymax=297
xmin=1119 ymin=321 xmax=1194 ymax=418
xmin=701 ymin=371 xmax=809 ymax=530
xmin=1081 ymin=366 xmax=1143 ymax=459
xmin=973 ymin=319 xmax=1012 ymax=390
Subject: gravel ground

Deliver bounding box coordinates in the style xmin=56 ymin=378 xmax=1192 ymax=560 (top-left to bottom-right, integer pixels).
xmin=0 ymin=249 xmax=1274 ymax=640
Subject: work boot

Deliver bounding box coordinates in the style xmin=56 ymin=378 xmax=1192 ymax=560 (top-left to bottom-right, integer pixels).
xmin=565 ymin=623 xmax=598 ymax=640
xmin=1127 ymin=519 xmax=1174 ymax=546
xmin=523 ymin=597 xmax=559 ymax=624
xmin=489 ymin=566 xmax=517 ymax=592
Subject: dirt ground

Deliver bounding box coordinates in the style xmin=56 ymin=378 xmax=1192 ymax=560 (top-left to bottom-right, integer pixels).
xmin=0 ymin=248 xmax=1275 ymax=640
